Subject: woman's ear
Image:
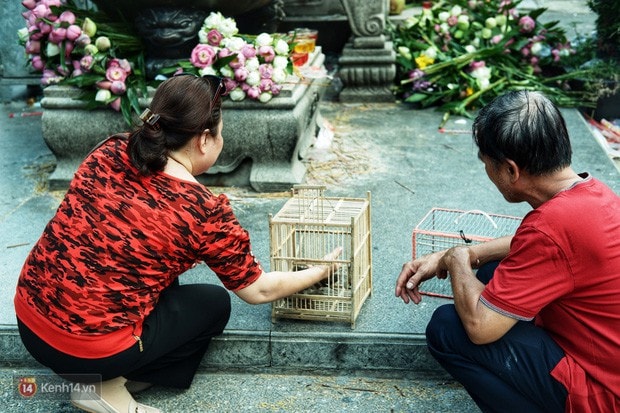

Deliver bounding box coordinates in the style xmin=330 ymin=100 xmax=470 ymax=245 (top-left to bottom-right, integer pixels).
xmin=198 ymin=129 xmax=211 ymax=153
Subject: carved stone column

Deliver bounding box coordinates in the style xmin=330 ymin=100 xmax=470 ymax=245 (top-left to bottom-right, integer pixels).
xmin=338 ymin=0 xmax=395 ymax=102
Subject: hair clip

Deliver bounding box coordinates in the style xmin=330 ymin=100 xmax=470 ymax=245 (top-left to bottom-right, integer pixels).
xmin=140 ymin=108 xmax=161 ymax=129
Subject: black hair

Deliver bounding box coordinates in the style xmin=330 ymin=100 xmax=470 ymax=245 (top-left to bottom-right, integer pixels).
xmin=127 ymin=75 xmax=223 ymax=175
xmin=472 ymin=90 xmax=572 ymax=175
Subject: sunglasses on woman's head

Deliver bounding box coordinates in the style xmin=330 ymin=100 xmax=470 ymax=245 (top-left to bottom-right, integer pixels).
xmin=172 ymin=72 xmax=226 ymax=106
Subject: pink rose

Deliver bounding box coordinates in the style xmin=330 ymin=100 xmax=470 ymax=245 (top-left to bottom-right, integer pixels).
xmin=519 ymin=16 xmax=535 ymax=33
xmin=190 ymin=44 xmax=216 ymax=68
xmin=206 ymin=29 xmax=223 ymax=46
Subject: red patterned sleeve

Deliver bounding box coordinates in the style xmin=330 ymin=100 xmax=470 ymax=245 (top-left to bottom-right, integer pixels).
xmin=198 ymin=194 xmax=263 ymax=291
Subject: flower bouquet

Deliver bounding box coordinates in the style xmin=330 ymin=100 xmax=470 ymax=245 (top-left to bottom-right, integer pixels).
xmin=19 ymin=0 xmax=148 ymax=125
xmin=159 ymin=12 xmax=293 ymax=104
xmin=389 ymin=0 xmax=596 ymax=123
xmin=19 ymin=2 xmax=296 ymax=125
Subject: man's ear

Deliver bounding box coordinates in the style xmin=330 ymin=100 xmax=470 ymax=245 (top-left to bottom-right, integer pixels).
xmin=505 ymin=159 xmax=520 ymax=183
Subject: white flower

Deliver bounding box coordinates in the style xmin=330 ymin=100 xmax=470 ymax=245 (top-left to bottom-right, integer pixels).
xmin=398 ymin=46 xmax=412 ymax=60
xmin=274 ymin=39 xmax=289 ymax=55
xmin=465 ymin=45 xmax=477 ymax=53
xmin=46 ymin=42 xmax=60 ymax=57
xmin=229 ymin=87 xmax=246 ymax=101
xmin=245 ymin=57 xmax=260 ymax=71
xmin=272 ymin=55 xmax=289 ymax=70
xmin=223 ymin=36 xmax=246 ymax=52
xmin=204 ymin=12 xmax=224 ymax=30
xmin=219 ymin=19 xmax=238 ymax=38
xmin=272 ymin=68 xmax=287 ymax=84
xmin=471 ymin=66 xmax=492 ymax=90
xmin=17 ymin=27 xmax=29 ymax=43
xmin=438 ymin=11 xmax=450 ymax=22
xmin=219 ymin=66 xmax=234 ymax=79
xmin=95 ymin=89 xmax=112 ymax=102
xmin=259 ymin=92 xmax=273 ymax=103
xmin=198 ymin=30 xmax=208 ymax=44
xmin=199 ymin=66 xmax=218 ymax=77
xmin=422 ymin=46 xmax=438 ymax=59
xmin=450 ymin=5 xmax=462 ymax=16
xmin=255 ymin=33 xmax=273 ymax=47
xmin=246 ymin=70 xmax=261 ymax=86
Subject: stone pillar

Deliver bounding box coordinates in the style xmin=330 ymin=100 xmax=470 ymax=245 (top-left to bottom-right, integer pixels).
xmin=337 ymin=0 xmax=395 ymax=102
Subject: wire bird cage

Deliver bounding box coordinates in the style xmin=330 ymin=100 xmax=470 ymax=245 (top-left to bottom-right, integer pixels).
xmin=269 ymin=185 xmax=372 ymax=328
xmin=412 ymin=208 xmax=522 ymax=298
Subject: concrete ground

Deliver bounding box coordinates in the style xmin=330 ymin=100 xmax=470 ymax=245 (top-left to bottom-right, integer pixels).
xmin=1 ymin=1 xmax=618 ymax=411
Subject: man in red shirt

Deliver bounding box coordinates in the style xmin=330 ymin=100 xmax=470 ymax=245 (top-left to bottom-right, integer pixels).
xmin=396 ymin=90 xmax=620 ymax=412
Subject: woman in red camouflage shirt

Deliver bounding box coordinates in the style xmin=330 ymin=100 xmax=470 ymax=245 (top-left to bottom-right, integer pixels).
xmin=14 ymin=74 xmax=341 ymax=413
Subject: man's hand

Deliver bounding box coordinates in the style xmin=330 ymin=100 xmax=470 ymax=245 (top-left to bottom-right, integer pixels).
xmin=395 ymin=251 xmax=446 ymax=304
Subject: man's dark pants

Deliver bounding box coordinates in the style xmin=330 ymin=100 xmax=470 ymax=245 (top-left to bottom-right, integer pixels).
xmin=426 ymin=262 xmax=568 ymax=412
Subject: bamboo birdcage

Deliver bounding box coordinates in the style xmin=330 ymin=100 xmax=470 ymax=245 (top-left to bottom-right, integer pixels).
xmin=269 ymin=185 xmax=372 ymax=328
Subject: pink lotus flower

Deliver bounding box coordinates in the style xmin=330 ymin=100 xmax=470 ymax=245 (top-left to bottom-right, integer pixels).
xmin=48 ymin=27 xmax=67 ymax=44
xmin=109 ymin=58 xmax=132 ymax=73
xmin=110 ymin=80 xmax=127 ymax=95
xmin=96 ymin=80 xmax=112 ymax=90
xmin=519 ymin=16 xmax=535 ymax=33
xmin=228 ymin=53 xmax=246 ymax=69
xmin=223 ymin=78 xmax=238 ymax=92
xmin=259 ymin=78 xmax=273 ymax=92
xmin=258 ymin=64 xmax=273 ymax=79
xmin=31 ymin=55 xmax=45 ymax=70
xmin=25 ymin=40 xmax=41 ymax=54
xmin=246 ymin=86 xmax=261 ymax=100
xmin=58 ymin=10 xmax=76 ymax=25
xmin=80 ymin=55 xmax=93 ymax=71
xmin=66 ymin=24 xmax=82 ymax=41
xmin=258 ymin=45 xmax=275 ymax=63
xmin=190 ymin=44 xmax=217 ymax=68
xmin=234 ymin=66 xmax=249 ymax=82
xmin=22 ymin=0 xmax=36 ymax=10
xmin=206 ymin=29 xmax=223 ymax=46
xmin=106 ymin=66 xmax=128 ymax=82
xmin=109 ymin=98 xmax=121 ymax=111
xmin=241 ymin=44 xmax=257 ymax=59
xmin=75 ymin=33 xmax=90 ymax=47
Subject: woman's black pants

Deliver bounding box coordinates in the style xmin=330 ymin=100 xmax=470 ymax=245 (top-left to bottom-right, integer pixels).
xmin=18 ymin=280 xmax=231 ymax=389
